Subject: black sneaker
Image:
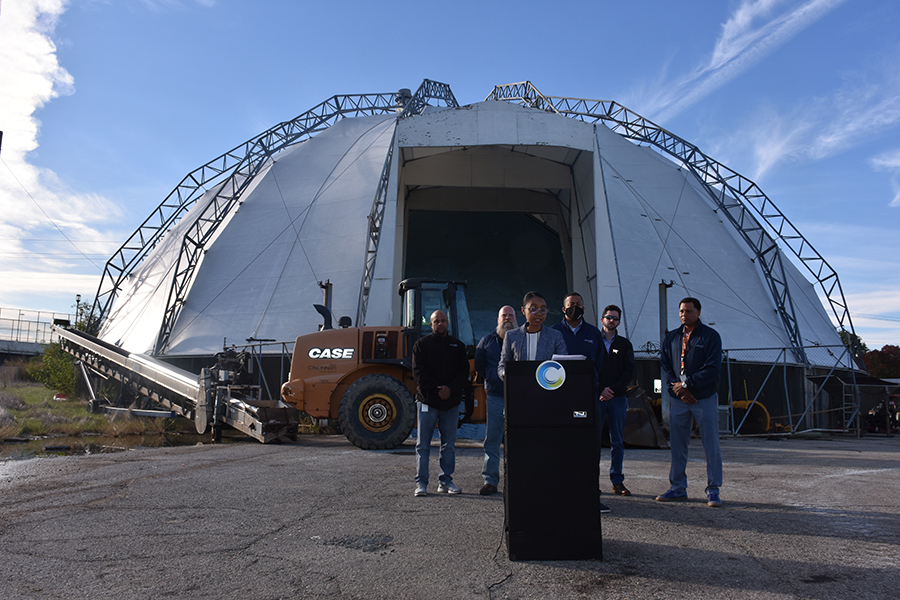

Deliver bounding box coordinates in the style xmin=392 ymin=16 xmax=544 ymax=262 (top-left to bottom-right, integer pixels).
xmin=600 ymin=502 xmax=611 ymax=514
xmin=656 ymin=490 xmax=688 ymax=502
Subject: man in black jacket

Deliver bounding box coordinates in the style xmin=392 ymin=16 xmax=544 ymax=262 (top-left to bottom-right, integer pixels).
xmin=597 ymin=304 xmax=635 ymax=496
xmin=411 ymin=310 xmax=470 ymax=497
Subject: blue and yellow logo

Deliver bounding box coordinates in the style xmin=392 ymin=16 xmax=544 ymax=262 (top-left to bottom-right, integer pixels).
xmin=535 ymin=360 xmax=566 ymax=391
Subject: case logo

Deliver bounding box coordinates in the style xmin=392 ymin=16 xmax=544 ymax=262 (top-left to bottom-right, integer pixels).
xmin=308 ymin=347 xmax=355 ymax=359
xmin=535 ymin=360 xmax=566 ymax=390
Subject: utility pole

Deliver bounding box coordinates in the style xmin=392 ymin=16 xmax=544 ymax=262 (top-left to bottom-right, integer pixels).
xmin=659 ymin=280 xmax=675 ymax=428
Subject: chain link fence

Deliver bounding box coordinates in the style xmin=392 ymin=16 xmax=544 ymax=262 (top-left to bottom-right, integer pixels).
xmin=634 ymin=344 xmax=873 ymax=436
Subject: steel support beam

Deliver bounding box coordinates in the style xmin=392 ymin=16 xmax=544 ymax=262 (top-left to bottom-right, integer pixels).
xmin=487 ymin=81 xmax=857 ymax=365
xmin=91 ymin=91 xmax=405 ymax=337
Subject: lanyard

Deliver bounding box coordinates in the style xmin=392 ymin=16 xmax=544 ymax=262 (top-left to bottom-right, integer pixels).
xmin=680 ymin=329 xmax=691 ymax=375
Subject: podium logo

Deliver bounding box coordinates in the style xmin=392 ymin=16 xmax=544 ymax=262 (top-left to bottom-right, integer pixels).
xmin=535 ymin=360 xmax=566 ymax=390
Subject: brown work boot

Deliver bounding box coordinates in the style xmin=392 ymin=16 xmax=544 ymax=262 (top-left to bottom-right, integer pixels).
xmin=479 ymin=483 xmax=497 ymax=496
xmin=612 ymin=484 xmax=631 ymax=496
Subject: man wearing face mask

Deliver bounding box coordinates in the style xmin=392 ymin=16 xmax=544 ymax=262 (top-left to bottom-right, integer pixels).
xmin=551 ymin=292 xmax=610 ymax=513
xmin=551 ymin=293 xmax=601 ymax=362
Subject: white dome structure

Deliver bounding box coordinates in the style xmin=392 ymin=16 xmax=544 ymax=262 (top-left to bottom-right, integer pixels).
xmin=90 ymin=80 xmax=857 ymax=374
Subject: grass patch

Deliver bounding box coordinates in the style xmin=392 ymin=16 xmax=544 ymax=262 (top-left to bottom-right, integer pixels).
xmin=0 ymin=382 xmax=195 ymax=440
xmin=0 ymin=421 xmax=18 ymax=439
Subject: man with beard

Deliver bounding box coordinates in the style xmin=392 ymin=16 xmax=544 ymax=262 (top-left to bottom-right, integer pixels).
xmin=474 ymin=305 xmax=517 ymax=496
xmin=596 ymin=304 xmax=635 ymax=497
xmin=412 ymin=310 xmax=470 ymax=497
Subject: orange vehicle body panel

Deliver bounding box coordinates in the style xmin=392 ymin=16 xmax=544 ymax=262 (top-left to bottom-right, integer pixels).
xmin=281 ymin=326 xmax=486 ymax=422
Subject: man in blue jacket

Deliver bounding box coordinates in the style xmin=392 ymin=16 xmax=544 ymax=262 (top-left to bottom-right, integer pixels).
xmin=657 ymin=297 xmax=724 ymax=507
xmin=474 ymin=305 xmax=517 ymax=496
xmin=550 ymin=293 xmax=610 ymax=513
xmin=551 ymin=292 xmax=602 ymax=361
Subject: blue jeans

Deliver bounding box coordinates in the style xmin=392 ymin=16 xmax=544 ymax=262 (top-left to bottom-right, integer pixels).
xmin=415 ymin=401 xmax=460 ymax=486
xmin=667 ymin=392 xmax=723 ymax=495
xmin=597 ymin=395 xmax=627 ymax=485
xmin=481 ymin=393 xmax=504 ymax=487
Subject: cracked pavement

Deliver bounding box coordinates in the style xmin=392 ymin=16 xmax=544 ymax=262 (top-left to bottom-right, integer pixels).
xmin=1 ymin=434 xmax=898 ymax=599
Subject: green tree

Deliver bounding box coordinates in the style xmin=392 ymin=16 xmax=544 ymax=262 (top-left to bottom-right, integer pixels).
xmin=26 ymin=342 xmax=76 ymax=396
xmin=838 ymin=328 xmax=868 ymax=354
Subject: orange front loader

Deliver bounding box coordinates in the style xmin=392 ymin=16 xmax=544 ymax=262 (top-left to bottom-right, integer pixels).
xmin=281 ymin=279 xmax=486 ymax=449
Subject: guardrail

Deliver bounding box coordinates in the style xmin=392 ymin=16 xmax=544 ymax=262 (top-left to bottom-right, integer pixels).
xmin=0 ymin=307 xmax=74 ymax=345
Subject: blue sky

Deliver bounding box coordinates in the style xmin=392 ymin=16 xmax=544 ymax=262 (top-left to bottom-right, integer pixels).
xmin=1 ymin=0 xmax=898 ymax=348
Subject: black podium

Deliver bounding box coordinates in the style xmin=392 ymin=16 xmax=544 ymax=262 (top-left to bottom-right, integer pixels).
xmin=503 ymin=359 xmax=601 ymax=561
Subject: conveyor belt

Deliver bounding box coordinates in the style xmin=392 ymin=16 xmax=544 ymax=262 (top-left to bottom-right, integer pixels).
xmin=53 ymin=326 xmax=297 ymax=443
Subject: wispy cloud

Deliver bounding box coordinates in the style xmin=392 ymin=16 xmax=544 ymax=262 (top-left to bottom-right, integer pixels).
xmin=731 ymin=59 xmax=900 ymax=203
xmin=870 ymin=149 xmax=900 ymax=169
xmin=843 ymin=288 xmax=900 ymax=348
xmin=0 ymin=0 xmax=219 ymax=310
xmin=136 ymin=0 xmax=216 ymax=11
xmin=628 ymin=0 xmax=848 ymax=122
xmin=810 ymin=76 xmax=900 ymax=160
xmin=0 ymin=0 xmax=120 ymax=308
xmin=870 ymin=149 xmax=900 ymax=207
xmin=790 ymin=220 xmax=900 ymax=333
xmin=845 ymin=289 xmax=900 ymax=316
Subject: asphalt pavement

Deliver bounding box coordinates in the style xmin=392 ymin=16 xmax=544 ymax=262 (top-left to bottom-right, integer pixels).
xmin=1 ymin=433 xmax=898 ymax=599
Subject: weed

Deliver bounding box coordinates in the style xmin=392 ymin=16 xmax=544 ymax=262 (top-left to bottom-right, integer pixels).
xmin=299 ymin=416 xmax=339 ymax=435
xmin=57 ymin=416 xmax=108 ymax=436
xmin=0 ymin=420 xmax=20 ymax=439
xmin=0 ymin=392 xmax=27 ymax=410
xmin=0 ymin=383 xmax=195 ymax=439
xmin=19 ymin=417 xmax=49 ymax=436
xmin=103 ymin=413 xmax=180 ymax=437
xmin=26 ymin=343 xmax=76 ymax=396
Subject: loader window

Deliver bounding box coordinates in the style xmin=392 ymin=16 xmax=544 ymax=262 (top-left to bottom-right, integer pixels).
xmin=400 ymin=280 xmax=475 ymax=355
xmin=454 ymin=288 xmax=475 ymax=351
xmin=420 ymin=287 xmax=453 ymax=336
xmin=404 ymin=290 xmax=417 ymax=329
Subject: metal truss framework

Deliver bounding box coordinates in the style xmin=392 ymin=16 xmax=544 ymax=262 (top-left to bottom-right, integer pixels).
xmin=357 ymin=130 xmax=396 ymax=326
xmin=91 ymin=77 xmax=854 ymax=364
xmin=399 ymin=79 xmax=458 ymax=119
xmin=357 ymin=80 xmax=458 ymax=326
xmin=89 ymin=79 xmax=455 ymax=354
xmin=486 ymin=81 xmax=858 ymax=365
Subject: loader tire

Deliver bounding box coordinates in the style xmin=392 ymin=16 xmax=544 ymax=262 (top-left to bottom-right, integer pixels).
xmin=338 ymin=374 xmax=416 ymax=450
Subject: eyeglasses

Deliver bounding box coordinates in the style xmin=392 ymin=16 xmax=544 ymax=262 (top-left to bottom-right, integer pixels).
xmin=525 ymin=306 xmax=548 ymax=315
xmin=603 ymin=315 xmax=620 ymax=321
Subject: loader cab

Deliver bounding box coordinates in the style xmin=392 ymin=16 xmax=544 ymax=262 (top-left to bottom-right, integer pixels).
xmin=398 ymin=278 xmax=476 ymax=358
